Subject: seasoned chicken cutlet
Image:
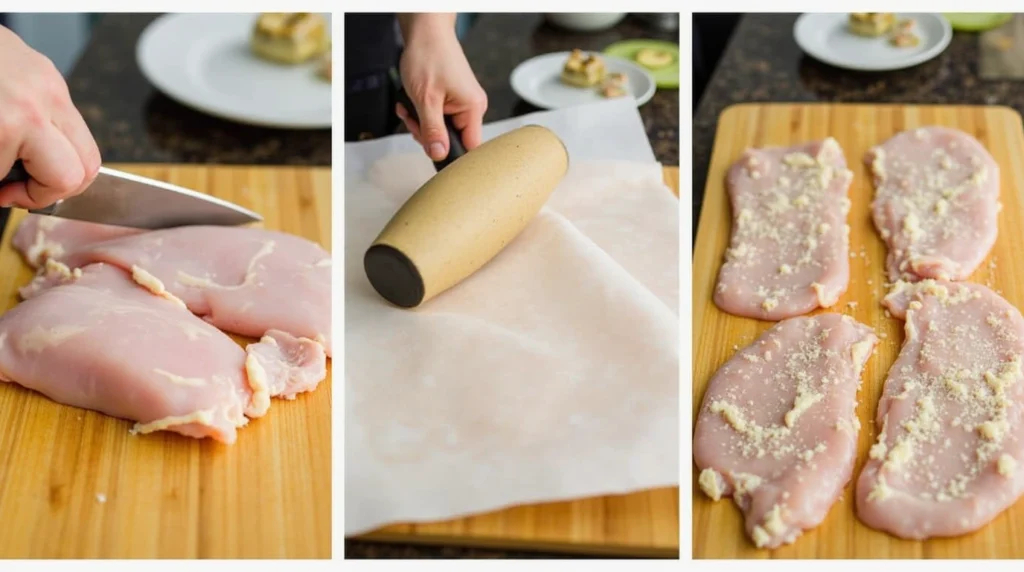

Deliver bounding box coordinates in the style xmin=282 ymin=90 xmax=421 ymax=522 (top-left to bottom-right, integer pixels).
xmin=867 ymin=127 xmax=1000 ymax=282
xmin=856 ymin=280 xmax=1024 ymax=539
xmin=714 ymin=139 xmax=854 ymax=320
xmin=694 ymin=314 xmax=877 ymax=549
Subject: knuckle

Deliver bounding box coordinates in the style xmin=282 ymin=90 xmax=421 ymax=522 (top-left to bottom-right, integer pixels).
xmin=417 ymin=89 xmax=443 ymax=109
xmin=0 ymin=113 xmax=17 ymax=139
xmin=422 ymin=125 xmax=444 ymax=140
xmin=36 ymin=54 xmax=61 ymax=82
xmin=59 ymin=180 xmax=81 ymax=197
xmin=31 ymin=55 xmax=69 ymax=107
xmin=81 ymin=140 xmax=102 ymax=175
xmin=58 ymin=165 xmax=86 ymax=193
xmin=4 ymin=91 xmax=39 ymax=131
xmin=473 ymin=90 xmax=488 ymax=109
xmin=20 ymin=101 xmax=47 ymax=128
xmin=85 ymin=151 xmax=101 ymax=178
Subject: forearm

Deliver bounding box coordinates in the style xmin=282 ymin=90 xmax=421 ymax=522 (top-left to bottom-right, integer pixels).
xmin=397 ymin=13 xmax=457 ymax=44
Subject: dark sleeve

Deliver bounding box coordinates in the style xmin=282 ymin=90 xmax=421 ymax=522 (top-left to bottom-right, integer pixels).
xmin=344 ymin=13 xmax=399 ymax=78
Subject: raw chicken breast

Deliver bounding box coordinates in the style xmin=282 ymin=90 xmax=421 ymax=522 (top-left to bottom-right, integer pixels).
xmin=246 ymin=329 xmax=327 ymax=400
xmin=856 ymin=280 xmax=1024 ymax=539
xmin=715 ymin=138 xmax=854 ymax=320
xmin=13 ymin=215 xmax=332 ymax=355
xmin=13 ymin=213 xmax=141 ymax=266
xmin=867 ymin=127 xmax=1000 ymax=282
xmin=0 ymin=262 xmax=328 ymax=444
xmin=694 ymin=314 xmax=877 ymax=549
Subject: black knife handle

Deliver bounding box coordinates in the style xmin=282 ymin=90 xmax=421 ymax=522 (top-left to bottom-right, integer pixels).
xmin=0 ymin=159 xmax=59 ymax=215
xmin=0 ymin=160 xmax=29 ymax=186
xmin=393 ymin=82 xmax=467 ymax=172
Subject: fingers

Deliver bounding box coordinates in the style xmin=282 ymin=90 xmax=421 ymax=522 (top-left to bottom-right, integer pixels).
xmin=0 ymin=125 xmax=21 ymax=208
xmin=410 ymin=94 xmax=449 ymax=161
xmin=3 ymin=122 xmax=84 ymax=209
xmin=51 ymin=105 xmax=101 ymax=194
xmin=0 ymin=34 xmax=97 ymax=210
xmin=454 ymin=86 xmax=487 ymax=150
xmin=399 ymin=101 xmax=487 ymax=154
xmin=452 ymin=107 xmax=485 ymax=150
xmin=395 ymin=103 xmax=422 ymax=143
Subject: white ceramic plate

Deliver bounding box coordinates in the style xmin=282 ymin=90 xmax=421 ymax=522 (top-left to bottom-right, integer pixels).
xmin=136 ymin=13 xmax=332 ymax=129
xmin=510 ymin=51 xmax=656 ymax=110
xmin=794 ymin=13 xmax=952 ymax=72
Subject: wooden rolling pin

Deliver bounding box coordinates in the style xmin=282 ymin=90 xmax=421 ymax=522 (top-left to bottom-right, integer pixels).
xmin=364 ymin=125 xmax=569 ymax=308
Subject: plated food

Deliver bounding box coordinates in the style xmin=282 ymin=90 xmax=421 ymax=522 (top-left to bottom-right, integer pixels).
xmin=561 ymin=49 xmax=629 ymax=99
xmin=848 ymin=13 xmax=921 ymax=48
xmin=561 ymin=49 xmax=605 ymax=87
xmin=848 ymin=12 xmax=896 ymax=37
xmin=250 ymin=12 xmax=329 ymax=64
xmin=599 ymin=72 xmax=628 ymax=98
xmin=890 ymin=19 xmax=921 ymax=47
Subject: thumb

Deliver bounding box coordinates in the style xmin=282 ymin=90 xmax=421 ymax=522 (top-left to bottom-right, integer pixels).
xmin=413 ymin=94 xmax=449 ymax=161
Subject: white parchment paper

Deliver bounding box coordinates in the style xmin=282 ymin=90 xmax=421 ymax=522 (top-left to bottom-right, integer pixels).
xmin=344 ymin=99 xmax=679 ymax=535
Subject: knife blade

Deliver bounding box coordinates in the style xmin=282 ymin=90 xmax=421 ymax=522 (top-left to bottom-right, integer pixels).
xmin=0 ymin=159 xmax=263 ymax=229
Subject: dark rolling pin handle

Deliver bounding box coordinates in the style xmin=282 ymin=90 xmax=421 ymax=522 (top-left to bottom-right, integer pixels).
xmin=0 ymin=160 xmax=29 ymax=186
xmin=394 ymin=87 xmax=467 ymax=172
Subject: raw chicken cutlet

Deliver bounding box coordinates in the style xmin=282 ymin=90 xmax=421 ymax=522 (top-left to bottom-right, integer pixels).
xmin=13 ymin=215 xmax=332 ymax=356
xmin=0 ymin=261 xmax=327 ymax=444
xmin=867 ymin=126 xmax=1000 ymax=282
xmin=715 ymin=138 xmax=854 ymax=320
xmin=856 ymin=280 xmax=1024 ymax=539
xmin=694 ymin=314 xmax=877 ymax=549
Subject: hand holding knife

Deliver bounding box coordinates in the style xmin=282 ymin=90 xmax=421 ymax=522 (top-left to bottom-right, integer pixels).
xmin=0 ymin=159 xmax=262 ymax=230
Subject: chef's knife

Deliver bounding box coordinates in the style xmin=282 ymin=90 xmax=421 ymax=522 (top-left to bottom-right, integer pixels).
xmin=0 ymin=160 xmax=263 ymax=229
xmin=388 ymin=65 xmax=467 ymax=172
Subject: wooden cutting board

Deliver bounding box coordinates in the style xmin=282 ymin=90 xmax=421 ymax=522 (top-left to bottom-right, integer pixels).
xmin=355 ymin=167 xmax=680 ymax=558
xmin=0 ymin=164 xmax=332 ymax=559
xmin=693 ymin=103 xmax=1024 ymax=559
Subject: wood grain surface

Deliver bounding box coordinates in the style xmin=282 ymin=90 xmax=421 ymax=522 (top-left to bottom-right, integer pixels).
xmin=0 ymin=164 xmax=332 ymax=558
xmin=692 ymin=103 xmax=1024 ymax=559
xmin=355 ymin=166 xmax=680 ymax=558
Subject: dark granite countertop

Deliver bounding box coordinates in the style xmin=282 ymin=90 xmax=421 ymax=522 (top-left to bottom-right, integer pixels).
xmin=68 ymin=13 xmax=331 ymax=166
xmin=693 ymin=12 xmax=1024 ymax=238
xmin=463 ymin=13 xmax=679 ymax=165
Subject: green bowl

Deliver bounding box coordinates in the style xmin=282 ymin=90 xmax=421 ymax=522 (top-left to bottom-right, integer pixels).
xmin=943 ymin=13 xmax=1014 ymax=32
xmin=603 ymin=39 xmax=679 ymax=89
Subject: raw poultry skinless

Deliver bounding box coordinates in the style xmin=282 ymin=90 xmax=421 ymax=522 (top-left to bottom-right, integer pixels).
xmin=856 ymin=280 xmax=1024 ymax=539
xmin=694 ymin=313 xmax=877 ymax=549
xmin=714 ymin=138 xmax=854 ymax=320
xmin=867 ymin=126 xmax=1000 ymax=283
xmin=13 ymin=214 xmax=332 ymax=356
xmin=0 ymin=261 xmax=326 ymax=444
